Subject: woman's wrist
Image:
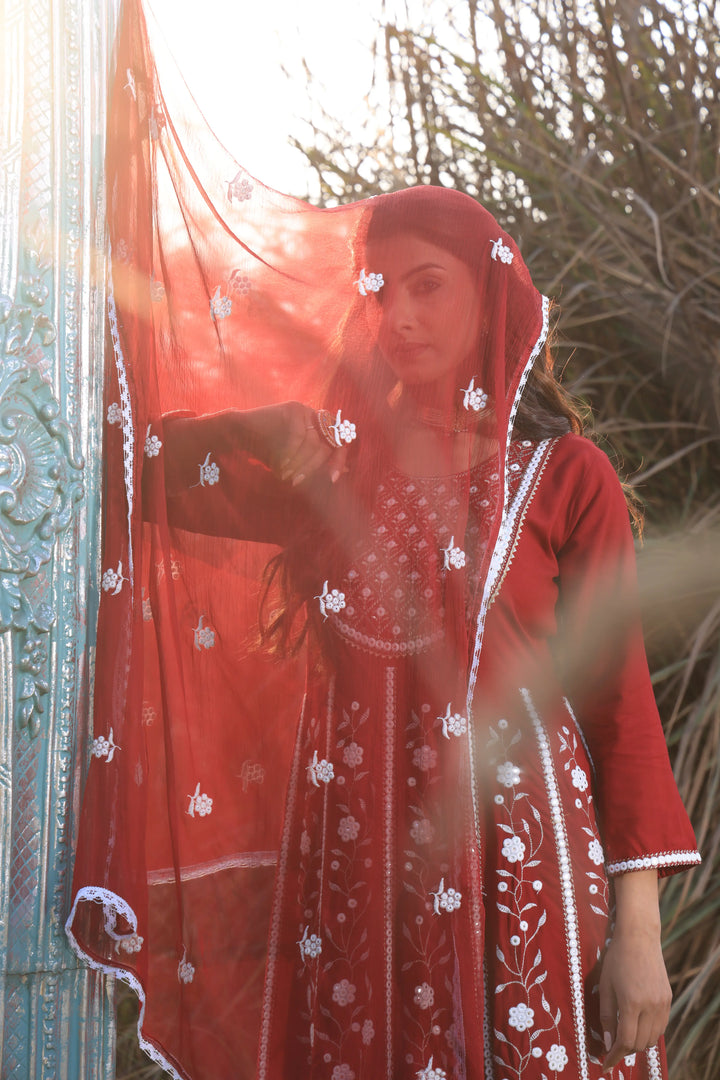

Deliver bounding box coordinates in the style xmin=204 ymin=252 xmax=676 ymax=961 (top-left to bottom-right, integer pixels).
xmin=612 ymin=868 xmax=661 ymax=935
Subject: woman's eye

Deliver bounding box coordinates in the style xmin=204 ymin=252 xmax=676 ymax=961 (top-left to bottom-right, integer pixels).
xmin=414 ymin=278 xmax=442 ymax=296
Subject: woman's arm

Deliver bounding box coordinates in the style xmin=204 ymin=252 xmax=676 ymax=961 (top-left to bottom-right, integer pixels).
xmin=146 ymin=402 xmax=348 ymax=545
xmin=599 ymin=869 xmax=672 ymax=1072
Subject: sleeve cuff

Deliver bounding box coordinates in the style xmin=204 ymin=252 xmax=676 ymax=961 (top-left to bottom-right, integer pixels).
xmin=606 ymin=849 xmax=702 ymax=876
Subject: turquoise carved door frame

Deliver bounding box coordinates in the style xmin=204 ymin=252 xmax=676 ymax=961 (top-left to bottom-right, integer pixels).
xmin=1 ymin=0 xmax=118 ymax=1076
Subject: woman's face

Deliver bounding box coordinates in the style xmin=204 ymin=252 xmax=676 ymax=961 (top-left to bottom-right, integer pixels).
xmin=367 ymin=233 xmax=481 ymax=391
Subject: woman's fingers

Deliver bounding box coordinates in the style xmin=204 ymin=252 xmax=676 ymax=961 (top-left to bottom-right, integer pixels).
xmin=603 ymin=1010 xmax=640 ymax=1072
xmin=278 ymin=412 xmax=347 ymax=486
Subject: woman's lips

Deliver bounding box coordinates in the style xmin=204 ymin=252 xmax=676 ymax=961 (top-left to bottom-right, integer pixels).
xmin=391 ymin=341 xmax=428 ymax=359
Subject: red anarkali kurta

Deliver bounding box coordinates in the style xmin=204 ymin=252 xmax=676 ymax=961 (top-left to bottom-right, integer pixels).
xmin=157 ymin=420 xmax=699 ymax=1080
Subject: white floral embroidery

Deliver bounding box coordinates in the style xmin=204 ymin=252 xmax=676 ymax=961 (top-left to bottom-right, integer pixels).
xmin=297 ymin=925 xmax=322 ymax=960
xmin=144 ymin=424 xmax=162 ymax=457
xmin=329 ymin=409 xmax=357 ymax=446
xmin=92 ymin=728 xmax=120 ymax=763
xmin=315 ymin=580 xmax=346 ymax=619
xmin=461 ymin=376 xmax=488 ymax=412
xmin=624 ymin=1053 xmax=637 ymax=1066
xmin=101 ymin=561 xmax=125 ymax=595
xmin=210 ymin=285 xmax=232 ymax=319
xmin=496 ymin=761 xmax=521 ymax=788
xmin=414 ymin=982 xmax=435 ymax=1009
xmin=354 ymin=268 xmax=384 ymax=295
xmin=193 ymin=615 xmax=215 ymax=650
xmin=412 ymin=745 xmax=438 ymax=771
xmin=142 ymin=703 xmax=156 ymax=726
xmin=417 ymin=1057 xmax=446 ymax=1080
xmin=430 ymin=877 xmax=462 ymax=914
xmin=307 ymin=749 xmax=334 ymax=787
xmin=588 ymin=839 xmax=605 ymax=866
xmin=547 ymin=1043 xmax=569 ymax=1070
xmin=331 ymin=979 xmax=356 ymax=1006
xmin=150 ymin=275 xmax=165 ymax=301
xmin=338 ymin=815 xmax=360 ymax=841
xmin=342 ymin=741 xmax=363 ymax=767
xmin=490 ymin=237 xmax=514 ymax=264
xmin=501 ymin=834 xmax=526 ymax=862
xmin=438 ymin=703 xmax=467 ymax=738
xmin=331 ymin=1066 xmax=355 ymax=1080
xmin=196 ymin=452 xmax=220 ymax=487
xmin=124 ymin=68 xmax=136 ymax=99
xmin=410 ymin=818 xmax=434 ymax=845
xmin=107 ymin=402 xmax=122 ymax=425
xmin=226 ymin=171 xmax=253 ymax=203
xmin=361 ymin=1018 xmax=374 ymax=1044
xmin=186 ymin=782 xmax=213 ymax=818
xmin=141 ymin=590 xmax=152 ymax=621
xmin=508 ymin=1003 xmax=534 ymax=1032
xmin=178 ymin=946 xmax=195 ymax=984
xmin=441 ymin=535 xmax=466 ymax=570
xmin=571 ymin=765 xmax=588 ymax=791
xmin=116 ymin=933 xmax=143 ymax=954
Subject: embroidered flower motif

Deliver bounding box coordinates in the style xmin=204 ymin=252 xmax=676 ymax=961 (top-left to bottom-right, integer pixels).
xmin=441 ymin=536 xmax=466 ymax=570
xmin=150 ymin=275 xmax=166 ymax=301
xmin=502 ymin=835 xmax=526 ymax=863
xmin=331 ymin=979 xmax=357 ymax=1006
xmin=300 ymin=829 xmax=311 ymax=855
xmin=414 ymin=982 xmax=435 ymax=1009
xmin=410 ymin=818 xmax=435 ymax=845
xmin=338 ymin=815 xmax=360 ymax=841
xmin=331 ymin=1066 xmax=355 ymax=1080
xmin=438 ymin=703 xmax=467 ymax=739
xmin=508 ymin=1003 xmax=535 ymax=1032
xmin=124 ymin=68 xmax=136 ymax=99
xmin=226 ymin=171 xmax=253 ymax=203
xmin=193 ymin=615 xmax=215 ymax=650
xmin=354 ymin=268 xmax=384 ymax=296
xmin=142 ymin=703 xmax=156 ymax=726
xmin=144 ymin=425 xmax=162 ymax=457
xmin=187 ymin=782 xmax=213 ymax=818
xmin=361 ymin=1019 xmax=375 ymax=1045
xmin=461 ymin=376 xmax=488 ymax=412
xmin=107 ymin=402 xmax=122 ymax=425
xmin=412 ymin=745 xmax=438 ymax=771
xmin=624 ymin=1054 xmax=637 ymax=1067
xmin=342 ymin=741 xmax=364 ymax=767
xmin=177 ymin=947 xmax=195 ymax=984
xmin=588 ymin=839 xmax=605 ymax=866
xmin=496 ymin=761 xmax=521 ymax=788
xmin=546 ymin=1044 xmax=569 ymax=1070
xmin=102 ymin=561 xmax=125 ymax=596
xmin=571 ymin=765 xmax=589 ymax=792
xmin=417 ymin=1058 xmax=446 ymax=1080
xmin=315 ymin=580 xmax=346 ymax=619
xmin=430 ymin=877 xmax=462 ymax=914
xmin=117 ymin=933 xmax=144 ymax=954
xmin=510 ymin=934 xmax=521 ymax=946
xmin=229 ymin=269 xmax=252 ymax=296
xmin=307 ymin=749 xmax=334 ymax=787
xmin=210 ymin=286 xmax=232 ymax=319
xmin=326 ymin=408 xmax=357 ymax=447
xmin=490 ymin=237 xmax=514 ymax=264
xmin=297 ymin=926 xmax=322 ymax=960
xmin=240 ymin=759 xmax=265 ymax=791
xmin=197 ymin=452 xmax=220 ymax=487
xmin=92 ymin=727 xmax=120 ymax=763
xmin=141 ymin=591 xmax=152 ymax=621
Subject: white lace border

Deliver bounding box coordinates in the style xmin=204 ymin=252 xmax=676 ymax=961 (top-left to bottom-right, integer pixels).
xmin=65 ymin=886 xmax=186 ymax=1080
xmin=606 ymin=850 xmax=702 ymax=875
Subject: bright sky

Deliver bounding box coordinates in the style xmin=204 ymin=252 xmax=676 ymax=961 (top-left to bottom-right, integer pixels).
xmin=147 ymin=0 xmax=471 ymax=198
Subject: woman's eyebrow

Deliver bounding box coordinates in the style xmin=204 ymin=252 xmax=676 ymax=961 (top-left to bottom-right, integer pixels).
xmin=400 ymin=262 xmax=447 ymax=282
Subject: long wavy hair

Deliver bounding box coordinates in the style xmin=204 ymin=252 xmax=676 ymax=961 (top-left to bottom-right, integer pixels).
xmin=258 ymin=192 xmax=602 ymax=657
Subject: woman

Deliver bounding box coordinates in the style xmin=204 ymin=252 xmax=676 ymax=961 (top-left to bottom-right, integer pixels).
xmin=67 ymin=9 xmax=698 ymax=1080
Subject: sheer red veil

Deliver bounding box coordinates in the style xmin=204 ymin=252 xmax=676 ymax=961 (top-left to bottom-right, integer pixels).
xmin=66 ymin=3 xmax=549 ymax=1076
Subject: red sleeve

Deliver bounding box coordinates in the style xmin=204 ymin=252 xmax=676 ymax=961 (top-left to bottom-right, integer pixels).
xmin=553 ymin=436 xmax=700 ymax=877
xmin=143 ymin=411 xmax=309 ymax=546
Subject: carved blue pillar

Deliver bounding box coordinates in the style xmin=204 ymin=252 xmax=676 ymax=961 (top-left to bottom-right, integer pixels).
xmin=1 ymin=0 xmax=118 ymax=1076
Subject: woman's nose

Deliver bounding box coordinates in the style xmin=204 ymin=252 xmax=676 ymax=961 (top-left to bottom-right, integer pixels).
xmin=383 ymin=289 xmax=416 ymax=333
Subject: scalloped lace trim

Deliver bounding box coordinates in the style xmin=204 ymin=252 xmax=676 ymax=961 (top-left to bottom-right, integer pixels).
xmin=107 ymin=256 xmax=136 ymax=594
xmin=65 ymin=887 xmax=186 ymax=1080
xmin=606 ymin=850 xmax=701 ymax=874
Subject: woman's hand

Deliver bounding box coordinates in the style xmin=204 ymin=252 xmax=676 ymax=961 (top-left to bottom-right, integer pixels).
xmin=599 ymin=870 xmax=672 ymax=1072
xmin=241 ymin=402 xmax=348 ymax=486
